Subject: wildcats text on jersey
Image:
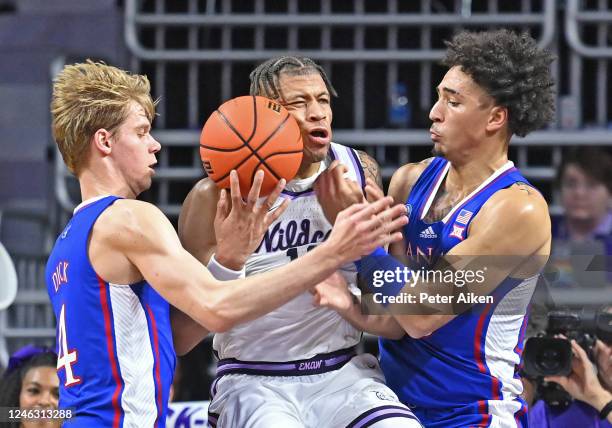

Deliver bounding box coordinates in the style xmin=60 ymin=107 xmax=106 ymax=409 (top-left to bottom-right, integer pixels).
xmin=255 ymin=218 xmax=331 ymax=253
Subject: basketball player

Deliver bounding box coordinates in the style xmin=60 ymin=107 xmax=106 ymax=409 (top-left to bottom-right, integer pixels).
xmin=176 ymin=57 xmax=422 ymax=427
xmin=45 ymin=60 xmax=407 ymax=427
xmin=313 ymin=29 xmax=556 ymax=427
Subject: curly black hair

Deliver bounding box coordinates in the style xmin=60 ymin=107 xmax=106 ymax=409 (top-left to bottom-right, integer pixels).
xmin=0 ymin=351 xmax=58 ymax=428
xmin=442 ymin=29 xmax=555 ymax=137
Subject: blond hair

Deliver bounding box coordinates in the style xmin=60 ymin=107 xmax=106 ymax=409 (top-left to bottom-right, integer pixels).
xmin=51 ymin=60 xmax=155 ymax=174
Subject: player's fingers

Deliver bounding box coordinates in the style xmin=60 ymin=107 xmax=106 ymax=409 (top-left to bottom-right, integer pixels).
xmin=216 ymin=188 xmax=229 ymax=219
xmin=385 ymin=213 xmax=410 ymax=234
xmin=374 ymin=232 xmax=404 ymax=249
xmin=328 ymin=160 xmax=341 ymax=170
xmin=338 ymin=202 xmax=370 ymax=220
xmin=365 ymin=179 xmax=385 ymax=201
xmin=367 ymin=196 xmax=396 ymax=216
xmin=365 ymin=186 xmax=384 ymax=203
xmin=349 ymin=197 xmax=394 ymax=224
xmin=383 ymin=231 xmax=405 ymax=246
xmin=264 ymin=198 xmax=289 ymax=226
xmin=353 ymin=201 xmax=405 ymax=229
xmin=229 ymin=170 xmax=243 ymax=207
xmin=246 ymin=170 xmax=264 ymax=211
xmin=332 ymin=163 xmax=349 ymax=176
xmin=330 ymin=164 xmax=349 ymax=190
xmin=260 ymin=178 xmax=286 ymax=213
xmin=382 ymin=203 xmax=409 ymax=222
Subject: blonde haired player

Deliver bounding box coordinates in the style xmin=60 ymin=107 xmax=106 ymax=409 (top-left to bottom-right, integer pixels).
xmin=46 ymin=60 xmax=407 ymax=427
xmin=176 ymin=57 xmax=422 ymax=428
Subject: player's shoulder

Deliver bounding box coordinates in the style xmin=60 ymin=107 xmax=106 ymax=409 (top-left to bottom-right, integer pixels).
xmin=388 ymin=158 xmax=433 ymax=201
xmin=97 ymin=199 xmax=167 ymax=238
xmin=482 ymin=182 xmax=550 ymax=228
xmin=186 ymin=177 xmax=220 ymax=204
xmin=392 ymin=158 xmax=432 ymax=182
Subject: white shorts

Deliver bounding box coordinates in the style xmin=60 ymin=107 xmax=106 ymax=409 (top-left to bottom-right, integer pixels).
xmin=207 ymin=353 xmax=422 ymax=428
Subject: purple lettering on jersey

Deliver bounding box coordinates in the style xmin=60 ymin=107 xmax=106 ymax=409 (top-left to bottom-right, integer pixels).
xmin=298 ymin=360 xmax=323 ymax=370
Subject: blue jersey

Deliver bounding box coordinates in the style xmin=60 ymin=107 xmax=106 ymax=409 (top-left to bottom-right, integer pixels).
xmin=46 ymin=196 xmax=175 ymax=427
xmin=380 ymin=158 xmax=536 ymax=428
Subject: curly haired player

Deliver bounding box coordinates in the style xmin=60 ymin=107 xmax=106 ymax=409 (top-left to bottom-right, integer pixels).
xmin=314 ymin=29 xmax=555 ymax=428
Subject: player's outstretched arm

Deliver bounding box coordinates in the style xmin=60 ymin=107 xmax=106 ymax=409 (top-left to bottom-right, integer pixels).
xmin=388 ymin=185 xmax=552 ymax=338
xmin=173 ymin=170 xmax=289 ymax=354
xmin=108 ymin=194 xmax=407 ymax=341
xmin=312 ymin=272 xmax=405 ymax=340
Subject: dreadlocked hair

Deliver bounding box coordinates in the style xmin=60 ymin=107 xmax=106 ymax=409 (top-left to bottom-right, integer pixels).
xmin=443 ymin=29 xmax=555 ymax=137
xmin=249 ymin=56 xmax=338 ymax=100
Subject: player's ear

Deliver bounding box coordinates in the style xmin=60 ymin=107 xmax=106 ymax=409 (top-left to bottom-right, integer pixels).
xmin=486 ymin=105 xmax=507 ymax=133
xmin=92 ymin=129 xmax=113 ymax=155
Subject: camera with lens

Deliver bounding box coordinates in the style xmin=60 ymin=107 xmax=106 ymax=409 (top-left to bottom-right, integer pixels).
xmin=522 ymin=308 xmax=612 ymax=407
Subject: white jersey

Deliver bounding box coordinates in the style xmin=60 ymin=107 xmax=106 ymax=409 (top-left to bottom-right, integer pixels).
xmin=213 ymin=142 xmax=366 ymax=361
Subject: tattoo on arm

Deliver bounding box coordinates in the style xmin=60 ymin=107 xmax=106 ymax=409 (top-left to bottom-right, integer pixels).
xmin=516 ymin=183 xmax=532 ymax=195
xmin=356 ymin=150 xmax=383 ymax=189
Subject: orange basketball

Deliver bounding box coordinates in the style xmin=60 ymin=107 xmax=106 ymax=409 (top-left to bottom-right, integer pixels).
xmin=199 ymin=95 xmax=303 ymax=197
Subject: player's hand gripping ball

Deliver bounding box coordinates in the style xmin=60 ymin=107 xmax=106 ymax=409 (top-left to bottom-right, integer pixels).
xmin=200 ymin=95 xmax=303 ymax=197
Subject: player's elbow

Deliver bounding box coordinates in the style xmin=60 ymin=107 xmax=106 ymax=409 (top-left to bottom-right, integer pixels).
xmin=200 ymin=307 xmax=233 ymax=333
xmin=396 ymin=315 xmax=449 ymax=339
xmin=381 ymin=329 xmax=406 ymax=340
xmin=200 ymin=297 xmax=236 ymax=333
xmin=209 ymin=317 xmax=233 ymax=333
xmin=404 ymin=324 xmax=433 ymax=339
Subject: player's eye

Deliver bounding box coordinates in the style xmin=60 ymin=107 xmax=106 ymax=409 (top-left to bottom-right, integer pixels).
xmin=448 ymin=101 xmax=460 ymax=107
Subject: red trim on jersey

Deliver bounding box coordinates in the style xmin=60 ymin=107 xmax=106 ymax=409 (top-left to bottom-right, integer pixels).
xmin=146 ymin=304 xmax=163 ymax=427
xmin=473 ymin=302 xmax=500 ymax=426
xmin=474 ymin=303 xmax=491 ymax=373
xmin=514 ymin=401 xmax=527 ymax=427
xmin=98 ymin=275 xmax=123 ymax=428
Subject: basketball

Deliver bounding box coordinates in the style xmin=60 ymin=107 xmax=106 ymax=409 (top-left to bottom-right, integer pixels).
xmin=199 ymin=95 xmax=303 ymax=197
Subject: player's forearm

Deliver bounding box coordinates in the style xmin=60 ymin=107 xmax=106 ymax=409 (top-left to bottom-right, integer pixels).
xmin=339 ymin=303 xmax=405 ymax=339
xmin=210 ymin=243 xmax=344 ymax=329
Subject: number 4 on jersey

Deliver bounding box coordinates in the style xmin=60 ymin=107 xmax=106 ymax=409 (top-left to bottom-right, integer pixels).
xmin=57 ymin=304 xmax=81 ymax=386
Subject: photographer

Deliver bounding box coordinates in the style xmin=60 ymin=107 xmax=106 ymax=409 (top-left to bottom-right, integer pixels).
xmin=529 ymin=339 xmax=612 ymax=426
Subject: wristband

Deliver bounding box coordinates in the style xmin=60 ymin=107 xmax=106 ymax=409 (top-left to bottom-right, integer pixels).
xmin=599 ymin=399 xmax=612 ymax=420
xmin=207 ymin=254 xmax=245 ymax=280
xmin=356 ymin=247 xmax=409 ymax=305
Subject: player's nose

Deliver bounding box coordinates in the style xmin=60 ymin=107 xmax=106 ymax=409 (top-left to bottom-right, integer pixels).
xmin=150 ymin=134 xmax=162 ymax=153
xmin=307 ymin=101 xmax=326 ymax=121
xmin=429 ymin=100 xmax=442 ymax=122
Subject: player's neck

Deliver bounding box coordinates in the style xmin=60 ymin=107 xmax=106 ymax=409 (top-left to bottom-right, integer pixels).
xmin=294 ymin=161 xmax=321 ymax=180
xmin=79 ymin=168 xmax=135 ymax=201
xmin=445 ymin=152 xmax=508 ymax=194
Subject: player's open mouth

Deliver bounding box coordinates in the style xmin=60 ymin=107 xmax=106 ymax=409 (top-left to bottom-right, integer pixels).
xmin=308 ymin=128 xmax=330 ymax=145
